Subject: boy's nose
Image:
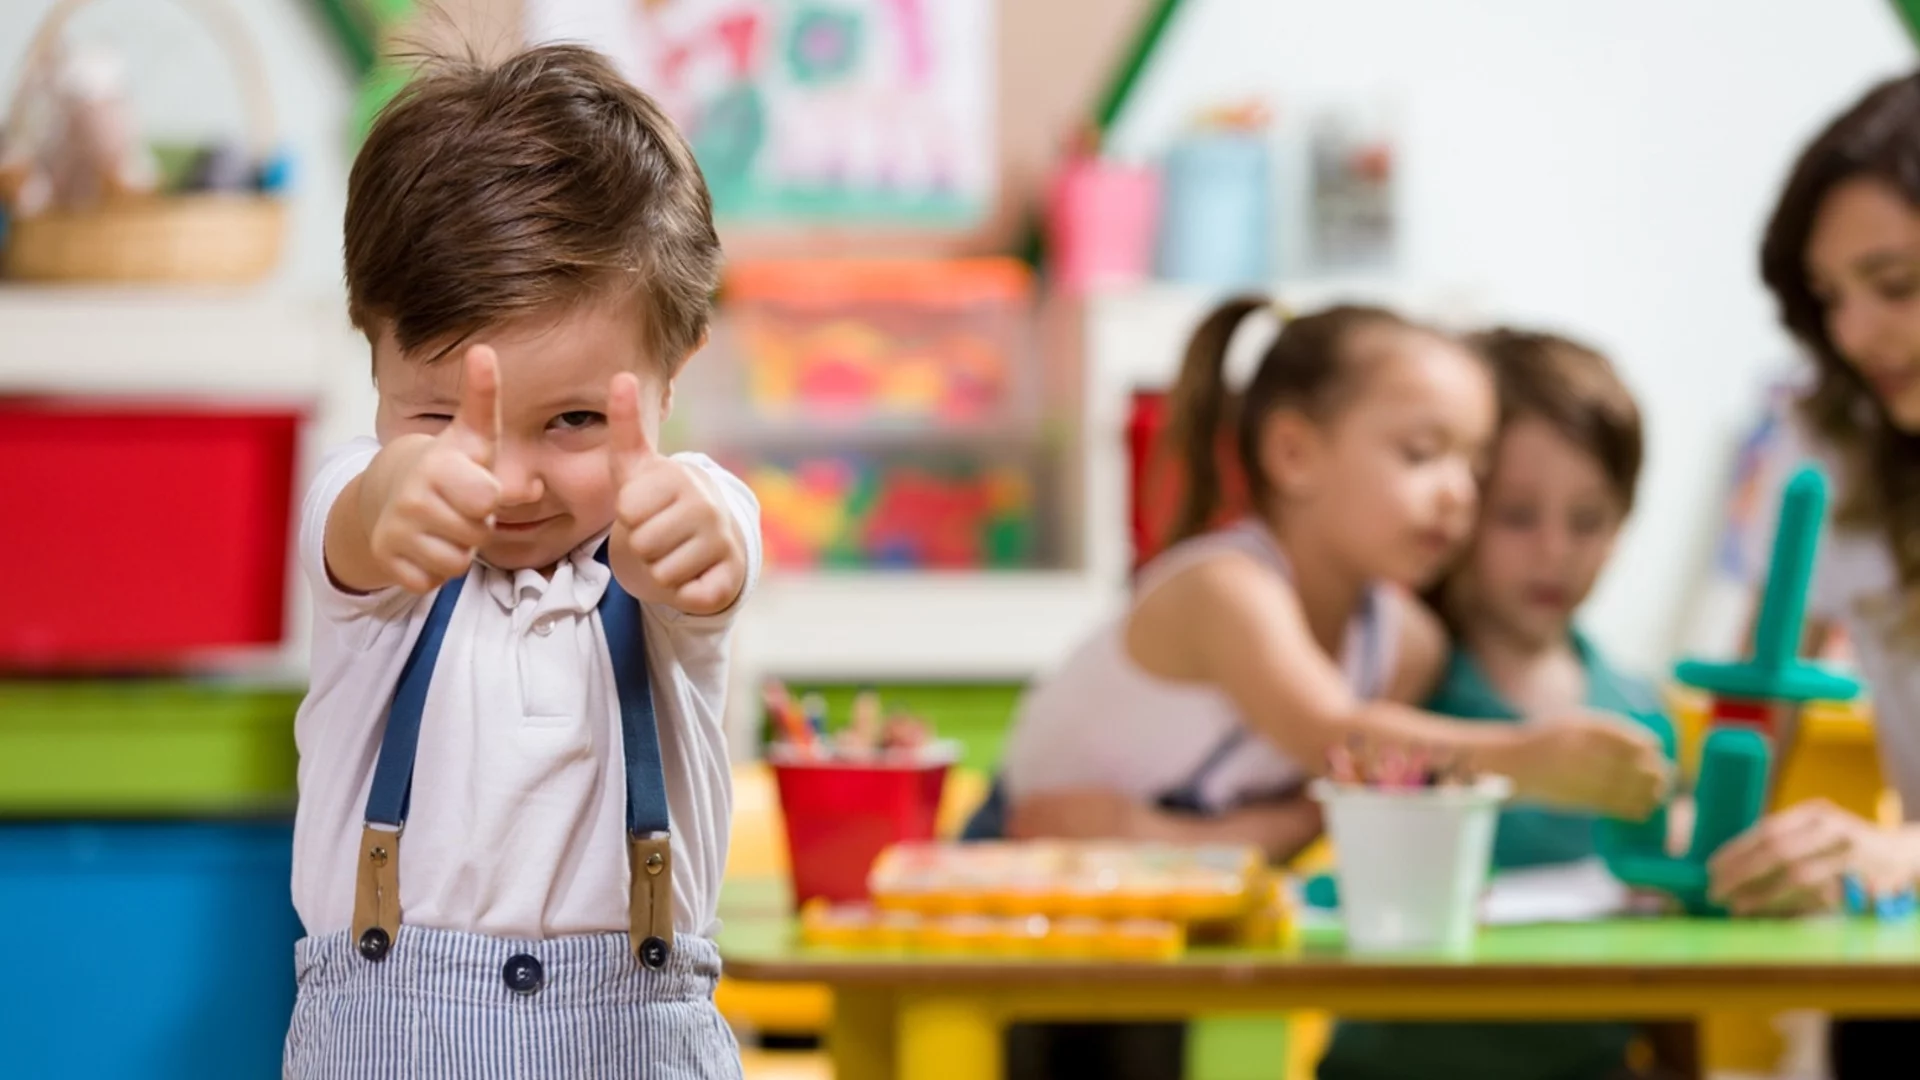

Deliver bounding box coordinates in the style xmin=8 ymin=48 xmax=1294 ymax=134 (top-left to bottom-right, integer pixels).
xmin=493 ymin=446 xmax=545 ymax=506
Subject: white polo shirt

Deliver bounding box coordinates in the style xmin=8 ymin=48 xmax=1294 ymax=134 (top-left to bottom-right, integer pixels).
xmin=289 ymin=437 xmax=761 ymax=941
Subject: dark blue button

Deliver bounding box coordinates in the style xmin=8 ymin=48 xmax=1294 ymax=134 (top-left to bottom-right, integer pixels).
xmin=639 ymin=936 xmax=670 ymax=970
xmin=358 ymin=927 xmax=391 ymax=962
xmin=502 ymin=953 xmax=544 ymax=994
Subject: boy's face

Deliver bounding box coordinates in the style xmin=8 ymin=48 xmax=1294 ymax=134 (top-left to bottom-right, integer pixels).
xmin=1456 ymin=415 xmax=1624 ymax=648
xmin=372 ymin=296 xmax=672 ymax=573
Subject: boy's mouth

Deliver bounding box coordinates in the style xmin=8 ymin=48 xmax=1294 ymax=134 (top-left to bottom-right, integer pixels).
xmin=494 ymin=516 xmax=554 ymax=533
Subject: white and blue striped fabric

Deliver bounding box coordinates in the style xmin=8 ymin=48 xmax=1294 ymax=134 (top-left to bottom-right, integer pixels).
xmin=285 ymin=927 xmax=742 ymax=1079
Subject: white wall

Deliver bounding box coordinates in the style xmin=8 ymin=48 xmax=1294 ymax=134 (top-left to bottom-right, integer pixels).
xmin=1108 ymin=0 xmax=1915 ymax=673
xmin=5 ymin=0 xmax=1916 ymax=677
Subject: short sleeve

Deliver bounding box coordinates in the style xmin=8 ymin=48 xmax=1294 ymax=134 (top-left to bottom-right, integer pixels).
xmin=298 ymin=437 xmax=412 ymax=628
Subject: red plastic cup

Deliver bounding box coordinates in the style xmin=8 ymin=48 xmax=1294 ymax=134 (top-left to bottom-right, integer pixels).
xmin=770 ymin=747 xmax=953 ymax=908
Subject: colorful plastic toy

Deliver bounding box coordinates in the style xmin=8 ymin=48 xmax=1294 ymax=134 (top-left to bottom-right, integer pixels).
xmin=1599 ymin=467 xmax=1864 ymax=914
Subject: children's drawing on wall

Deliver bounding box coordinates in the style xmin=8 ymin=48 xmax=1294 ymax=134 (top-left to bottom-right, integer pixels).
xmin=1308 ymin=101 xmax=1399 ymax=272
xmin=525 ymin=0 xmax=995 ymax=224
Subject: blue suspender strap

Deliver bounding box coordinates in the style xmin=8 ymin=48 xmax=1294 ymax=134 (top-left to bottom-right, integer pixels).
xmin=364 ymin=577 xmax=467 ymax=828
xmin=593 ymin=545 xmax=671 ymax=837
xmin=593 ymin=544 xmax=676 ymax=969
xmin=351 ymin=575 xmax=466 ymax=962
xmin=350 ymin=547 xmax=676 ymax=970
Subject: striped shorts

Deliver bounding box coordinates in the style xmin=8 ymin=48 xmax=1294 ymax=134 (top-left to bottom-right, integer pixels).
xmin=284 ymin=927 xmax=742 ymax=1080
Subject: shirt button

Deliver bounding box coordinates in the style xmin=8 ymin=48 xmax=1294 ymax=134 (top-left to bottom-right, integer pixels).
xmin=502 ymin=953 xmax=545 ymax=995
xmin=533 ymin=617 xmax=555 ymax=636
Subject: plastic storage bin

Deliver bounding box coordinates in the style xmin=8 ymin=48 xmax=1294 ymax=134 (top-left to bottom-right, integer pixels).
xmin=0 ymin=397 xmax=303 ymax=670
xmin=0 ymin=821 xmax=301 ymax=1079
xmin=1127 ymin=389 xmax=1249 ymax=569
xmin=722 ymin=259 xmax=1034 ymax=427
xmin=741 ymin=449 xmax=1038 ymax=570
xmin=0 ymin=681 xmax=300 ymax=815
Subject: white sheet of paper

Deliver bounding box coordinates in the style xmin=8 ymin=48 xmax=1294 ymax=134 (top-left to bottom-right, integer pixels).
xmin=1295 ymin=858 xmax=1636 ymax=933
xmin=1478 ymin=857 xmax=1633 ymax=925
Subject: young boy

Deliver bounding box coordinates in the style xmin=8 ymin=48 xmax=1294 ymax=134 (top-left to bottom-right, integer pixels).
xmin=284 ymin=45 xmax=757 ymax=1078
xmin=1318 ymin=328 xmax=1693 ymax=1080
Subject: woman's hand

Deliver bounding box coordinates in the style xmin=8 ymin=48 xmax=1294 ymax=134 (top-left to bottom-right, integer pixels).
xmin=1708 ymin=799 xmax=1914 ymax=916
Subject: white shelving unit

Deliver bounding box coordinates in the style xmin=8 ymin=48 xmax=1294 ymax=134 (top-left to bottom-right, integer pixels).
xmin=716 ymin=276 xmax=1488 ymax=746
xmin=0 ymin=279 xmax=1486 ymax=749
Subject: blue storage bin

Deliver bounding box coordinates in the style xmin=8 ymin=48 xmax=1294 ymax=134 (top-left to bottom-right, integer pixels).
xmin=1155 ymin=132 xmax=1274 ymax=287
xmin=0 ymin=821 xmax=299 ymax=1080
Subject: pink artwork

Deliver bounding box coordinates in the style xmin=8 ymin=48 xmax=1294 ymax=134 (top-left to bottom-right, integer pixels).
xmin=525 ymin=0 xmax=994 ymax=223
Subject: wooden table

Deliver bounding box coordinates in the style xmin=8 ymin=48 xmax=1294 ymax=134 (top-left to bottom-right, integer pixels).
xmin=717 ymin=880 xmax=1920 ymax=1080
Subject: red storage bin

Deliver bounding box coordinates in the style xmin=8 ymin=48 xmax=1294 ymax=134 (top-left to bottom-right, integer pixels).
xmin=1127 ymin=389 xmax=1249 ymax=570
xmin=771 ymin=754 xmax=949 ymax=908
xmin=0 ymin=398 xmax=303 ymax=671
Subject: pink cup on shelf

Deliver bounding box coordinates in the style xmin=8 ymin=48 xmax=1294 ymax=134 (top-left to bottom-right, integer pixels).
xmin=1045 ymin=156 xmax=1159 ymax=294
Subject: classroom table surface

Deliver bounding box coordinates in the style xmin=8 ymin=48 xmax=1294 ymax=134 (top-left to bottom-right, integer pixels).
xmin=716 ymin=877 xmax=1920 ymax=1080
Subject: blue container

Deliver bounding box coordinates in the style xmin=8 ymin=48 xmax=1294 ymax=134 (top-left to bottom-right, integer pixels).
xmin=0 ymin=821 xmax=299 ymax=1080
xmin=1155 ymin=133 xmax=1273 ymax=287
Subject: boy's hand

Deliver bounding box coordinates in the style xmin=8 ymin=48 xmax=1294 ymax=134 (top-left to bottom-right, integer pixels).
xmin=607 ymin=372 xmax=747 ymax=616
xmin=1495 ymin=712 xmax=1671 ymax=821
xmin=362 ymin=346 xmax=503 ymax=594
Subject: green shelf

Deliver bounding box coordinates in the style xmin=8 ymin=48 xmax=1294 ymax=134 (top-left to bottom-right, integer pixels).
xmin=0 ymin=681 xmax=302 ymax=816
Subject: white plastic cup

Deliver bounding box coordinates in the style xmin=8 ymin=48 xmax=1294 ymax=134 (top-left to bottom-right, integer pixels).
xmin=1309 ymin=776 xmax=1511 ymax=955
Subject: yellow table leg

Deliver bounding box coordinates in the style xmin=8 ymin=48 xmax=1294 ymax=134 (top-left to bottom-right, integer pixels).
xmin=829 ymin=988 xmax=896 ymax=1080
xmin=898 ymin=993 xmax=1004 ymax=1080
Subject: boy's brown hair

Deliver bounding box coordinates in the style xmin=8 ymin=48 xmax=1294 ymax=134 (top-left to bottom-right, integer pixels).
xmin=344 ymin=44 xmax=721 ymax=371
xmin=1469 ymin=328 xmax=1643 ymax=512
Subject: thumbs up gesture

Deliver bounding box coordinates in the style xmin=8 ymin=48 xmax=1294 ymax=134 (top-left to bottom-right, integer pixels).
xmin=364 ymin=345 xmax=504 ymax=594
xmin=607 ymin=372 xmax=747 ymax=616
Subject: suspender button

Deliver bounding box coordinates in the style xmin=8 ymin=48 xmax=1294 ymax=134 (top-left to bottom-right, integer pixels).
xmin=358 ymin=927 xmax=391 ymax=962
xmin=639 ymin=936 xmax=670 ymax=970
xmin=645 ymin=851 xmax=665 ymax=876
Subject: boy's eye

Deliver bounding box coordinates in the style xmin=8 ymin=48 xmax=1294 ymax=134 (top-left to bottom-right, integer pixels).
xmin=552 ymin=410 xmax=604 ymax=431
xmin=415 ymin=413 xmax=454 ymax=424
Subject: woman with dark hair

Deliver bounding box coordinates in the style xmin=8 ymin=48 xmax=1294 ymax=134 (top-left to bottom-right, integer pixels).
xmin=1711 ymin=71 xmax=1920 ymax=1076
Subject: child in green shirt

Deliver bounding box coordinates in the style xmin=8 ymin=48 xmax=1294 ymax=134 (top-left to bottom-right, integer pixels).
xmin=1319 ymin=328 xmax=1693 ymax=1080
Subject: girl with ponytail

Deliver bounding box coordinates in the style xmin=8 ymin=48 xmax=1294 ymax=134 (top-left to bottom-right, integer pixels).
xmin=981 ymin=299 xmax=1671 ymax=1080
xmin=997 ymin=297 xmax=1668 ymax=849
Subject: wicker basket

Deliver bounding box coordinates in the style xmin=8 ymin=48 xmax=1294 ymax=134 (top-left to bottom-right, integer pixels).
xmin=1 ymin=0 xmax=286 ymax=284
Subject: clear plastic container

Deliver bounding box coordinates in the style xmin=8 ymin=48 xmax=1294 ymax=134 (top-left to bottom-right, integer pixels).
xmin=719 ymin=258 xmax=1035 ymax=432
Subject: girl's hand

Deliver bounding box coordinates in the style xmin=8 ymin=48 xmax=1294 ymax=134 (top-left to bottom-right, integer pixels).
xmin=1708 ymin=799 xmax=1910 ymax=916
xmin=1494 ymin=712 xmax=1671 ymax=820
